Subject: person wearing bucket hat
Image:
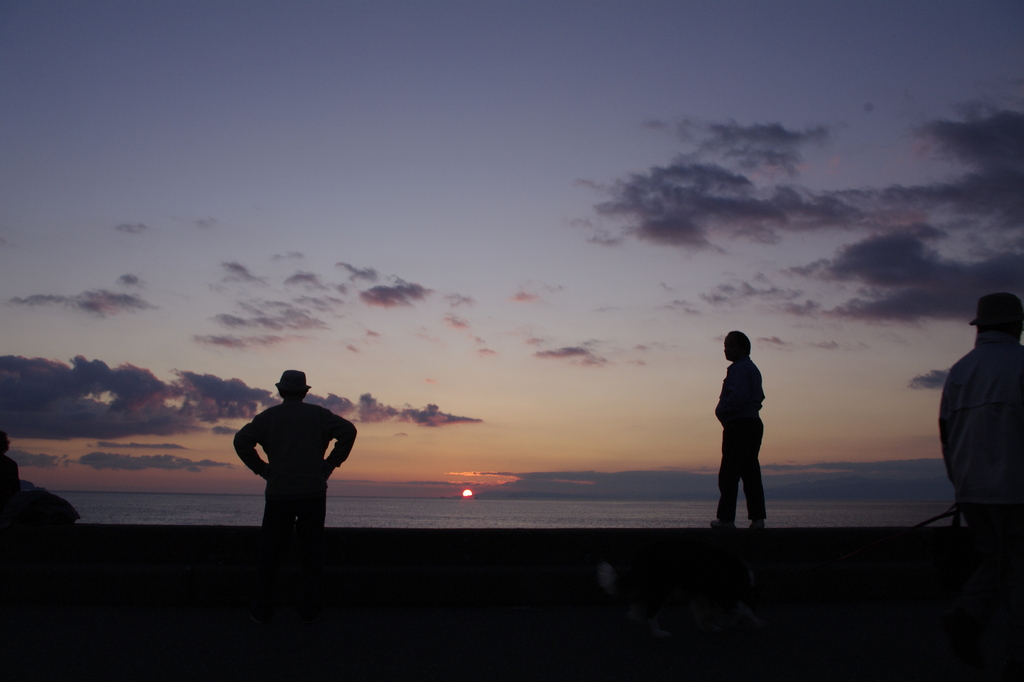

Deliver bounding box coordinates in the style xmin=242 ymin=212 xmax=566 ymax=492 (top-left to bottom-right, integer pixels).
xmin=939 ymin=293 xmax=1024 ymax=678
xmin=234 ymin=370 xmax=357 ymax=624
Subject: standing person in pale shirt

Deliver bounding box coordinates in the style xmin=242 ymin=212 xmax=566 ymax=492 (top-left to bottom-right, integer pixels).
xmin=711 ymin=331 xmax=767 ymax=530
xmin=234 ymin=370 xmax=357 ymax=624
xmin=939 ymin=293 xmax=1024 ymax=680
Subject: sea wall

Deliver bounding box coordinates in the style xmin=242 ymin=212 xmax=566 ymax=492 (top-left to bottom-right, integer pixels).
xmin=0 ymin=524 xmax=975 ymax=607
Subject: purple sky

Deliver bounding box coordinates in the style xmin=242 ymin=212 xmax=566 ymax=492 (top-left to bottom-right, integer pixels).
xmin=1 ymin=0 xmax=1021 ymax=498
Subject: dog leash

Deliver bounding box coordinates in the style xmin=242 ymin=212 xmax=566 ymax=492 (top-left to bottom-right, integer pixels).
xmin=800 ymin=502 xmax=960 ymax=575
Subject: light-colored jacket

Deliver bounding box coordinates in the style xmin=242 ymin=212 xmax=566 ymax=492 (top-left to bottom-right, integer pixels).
xmin=940 ymin=331 xmax=1024 ymax=504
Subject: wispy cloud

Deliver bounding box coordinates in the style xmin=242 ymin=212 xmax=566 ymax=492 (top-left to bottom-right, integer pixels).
xmin=511 ymin=290 xmax=540 ymax=303
xmin=220 ymin=261 xmax=267 ymax=284
xmin=443 ymin=313 xmax=470 ymax=329
xmin=194 ymin=334 xmax=294 ymax=350
xmin=534 ymin=346 xmax=608 ymax=366
xmin=701 ymin=274 xmax=803 ymax=306
xmin=445 ymin=293 xmax=475 ymax=307
xmin=283 ymin=271 xmax=328 ymax=290
xmin=77 ymin=451 xmax=232 ymax=472
xmin=114 ymin=222 xmax=147 ymax=234
xmin=681 ymin=118 xmax=831 ymax=176
xmin=9 ymin=289 xmax=156 ymax=317
xmin=96 ymin=441 xmax=187 ymax=449
xmin=214 ymin=300 xmax=328 ymax=331
xmin=336 ymin=262 xmax=379 ymax=283
xmin=471 ymin=459 xmax=951 ymax=499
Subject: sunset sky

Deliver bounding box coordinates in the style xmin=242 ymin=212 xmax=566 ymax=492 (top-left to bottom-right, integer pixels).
xmin=2 ymin=1 xmax=1022 ymax=498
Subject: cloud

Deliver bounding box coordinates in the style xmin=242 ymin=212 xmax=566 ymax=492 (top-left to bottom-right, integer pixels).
xmin=663 ymin=299 xmax=701 ymax=314
xmin=701 ymin=274 xmax=803 ymax=306
xmin=586 ymin=229 xmax=625 ymax=246
xmin=478 ymin=469 xmax=718 ymax=499
xmin=474 ymin=459 xmax=951 ymax=500
xmin=692 ymin=119 xmax=830 ymax=176
xmin=336 ymin=262 xmax=379 ymax=282
xmin=596 ymin=162 xmax=841 ymax=248
xmin=174 ymin=371 xmax=276 ymax=422
xmin=118 ymin=274 xmax=142 ymax=287
xmin=352 ymin=393 xmax=482 ymax=427
xmin=445 ymin=293 xmax=475 ymax=307
xmin=114 ymin=222 xmax=147 ymax=234
xmin=220 ymin=261 xmax=266 ymax=284
xmin=214 ymin=300 xmax=328 ymax=330
xmin=593 ymin=109 xmax=1024 ymax=322
xmin=757 ymin=336 xmax=791 ymax=349
xmin=0 ymin=355 xmax=481 ymax=439
xmin=920 ymin=107 xmax=1024 ymax=175
xmin=511 ymin=290 xmax=540 ymax=303
xmin=359 ymin=280 xmax=432 ymax=308
xmin=908 ymin=369 xmax=949 ymax=390
xmin=292 ymin=295 xmax=345 ymax=312
xmin=534 ymin=346 xmax=608 ymax=366
xmin=305 ymin=392 xmax=356 ymax=415
xmin=95 ymin=441 xmax=187 ymax=449
xmin=802 ymin=230 xmax=1024 ymax=321
xmin=283 ymin=271 xmax=330 ymax=290
xmin=759 ymin=458 xmax=945 ymax=476
xmin=9 ymin=290 xmax=156 ymax=317
xmin=401 ymin=403 xmax=482 ymax=427
xmin=8 ymin=449 xmax=67 ymax=468
xmin=77 ymin=451 xmax=232 ymax=473
xmin=194 ymin=334 xmax=294 ymax=350
xmin=443 ymin=313 xmax=470 ymax=329
xmin=0 ymin=355 xmax=276 ymax=440
xmin=271 ymin=251 xmax=304 ymax=261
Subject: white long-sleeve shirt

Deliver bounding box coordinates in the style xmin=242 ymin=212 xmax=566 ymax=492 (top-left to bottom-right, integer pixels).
xmin=940 ymin=331 xmax=1024 ymax=504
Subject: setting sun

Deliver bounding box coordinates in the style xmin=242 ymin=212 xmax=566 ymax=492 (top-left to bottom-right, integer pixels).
xmin=462 ymin=489 xmax=473 ymax=498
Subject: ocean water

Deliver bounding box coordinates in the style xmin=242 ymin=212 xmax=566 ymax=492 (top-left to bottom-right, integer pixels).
xmin=53 ymin=492 xmax=957 ymax=529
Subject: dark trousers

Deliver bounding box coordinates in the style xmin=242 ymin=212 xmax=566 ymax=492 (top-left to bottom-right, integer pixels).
xmin=255 ymin=494 xmax=326 ymax=611
xmin=956 ymin=502 xmax=1024 ymax=662
xmin=716 ymin=417 xmax=766 ymax=522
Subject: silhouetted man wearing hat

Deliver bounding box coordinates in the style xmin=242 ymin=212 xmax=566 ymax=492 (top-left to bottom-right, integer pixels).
xmin=235 ymin=370 xmax=357 ymax=623
xmin=939 ymin=293 xmax=1024 ymax=678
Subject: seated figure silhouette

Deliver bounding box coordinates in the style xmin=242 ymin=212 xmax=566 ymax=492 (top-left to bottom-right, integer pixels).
xmin=0 ymin=430 xmax=80 ymax=529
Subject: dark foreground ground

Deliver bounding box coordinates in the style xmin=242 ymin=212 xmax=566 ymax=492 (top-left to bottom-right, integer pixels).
xmin=1 ymin=600 xmax=1010 ymax=682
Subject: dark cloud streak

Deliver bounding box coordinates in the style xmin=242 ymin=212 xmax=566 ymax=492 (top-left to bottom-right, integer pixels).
xmin=360 ymin=280 xmax=432 ymax=308
xmin=9 ymin=290 xmax=155 ymax=317
xmin=77 ymin=451 xmax=231 ymax=473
